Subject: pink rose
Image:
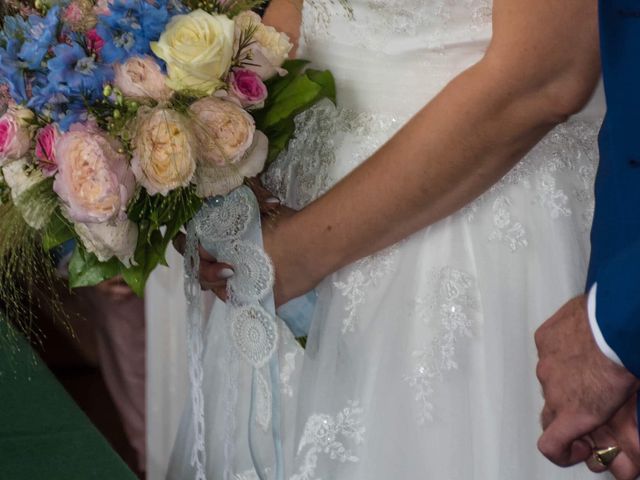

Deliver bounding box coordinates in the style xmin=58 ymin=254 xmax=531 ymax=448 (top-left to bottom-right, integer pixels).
xmin=228 ymin=69 xmax=268 ymax=109
xmin=35 ymin=124 xmax=61 ymax=177
xmin=53 ymin=123 xmax=135 ymax=223
xmin=0 ymin=107 xmax=33 ymax=166
xmin=114 ymin=56 xmax=173 ymax=103
xmin=86 ymin=29 xmax=105 ymax=55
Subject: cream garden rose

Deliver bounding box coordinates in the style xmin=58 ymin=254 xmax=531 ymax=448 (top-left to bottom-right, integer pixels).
xmin=131 ymin=107 xmax=196 ymax=196
xmin=114 ymin=56 xmax=173 ymax=103
xmin=189 ymin=96 xmax=267 ymax=197
xmin=189 ymin=96 xmax=257 ymax=165
xmin=234 ymin=11 xmax=292 ymax=80
xmin=151 ymin=10 xmax=235 ymax=95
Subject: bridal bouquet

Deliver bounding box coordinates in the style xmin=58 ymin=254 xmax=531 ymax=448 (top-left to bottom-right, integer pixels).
xmin=0 ymin=0 xmax=335 ymax=309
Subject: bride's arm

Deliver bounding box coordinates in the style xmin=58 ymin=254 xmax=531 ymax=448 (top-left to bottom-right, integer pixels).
xmin=260 ymin=0 xmax=601 ymax=305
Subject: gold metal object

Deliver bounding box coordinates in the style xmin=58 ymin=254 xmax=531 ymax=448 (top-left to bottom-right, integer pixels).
xmin=592 ymin=446 xmax=621 ymax=467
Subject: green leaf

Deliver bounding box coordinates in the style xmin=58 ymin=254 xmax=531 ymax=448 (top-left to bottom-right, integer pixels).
xmin=68 ymin=247 xmax=122 ymax=289
xmin=121 ymin=228 xmax=165 ymax=297
xmin=259 ymin=75 xmax=323 ymax=130
xmin=305 ymin=69 xmax=337 ymax=104
xmin=264 ymin=118 xmax=296 ymax=166
xmin=121 ymin=187 xmax=203 ymax=296
xmin=42 ymin=210 xmax=75 ymax=251
xmin=264 ymin=59 xmax=311 ymax=101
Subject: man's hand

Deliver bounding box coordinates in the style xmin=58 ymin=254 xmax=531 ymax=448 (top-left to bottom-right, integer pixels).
xmin=535 ymin=295 xmax=640 ymax=466
xmin=585 ymin=396 xmax=640 ymax=480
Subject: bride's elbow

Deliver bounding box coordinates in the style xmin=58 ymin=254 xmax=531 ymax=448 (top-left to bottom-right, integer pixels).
xmin=537 ymin=66 xmax=600 ymax=123
xmin=480 ymin=48 xmax=600 ymax=125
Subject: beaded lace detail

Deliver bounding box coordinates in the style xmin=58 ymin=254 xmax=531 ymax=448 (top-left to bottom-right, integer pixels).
xmin=404 ymin=267 xmax=478 ymax=424
xmin=291 ymin=401 xmax=366 ymax=480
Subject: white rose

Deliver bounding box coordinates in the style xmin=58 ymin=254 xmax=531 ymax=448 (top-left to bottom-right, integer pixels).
xmin=150 ymin=10 xmax=235 ymax=95
xmin=234 ymin=11 xmax=292 ymax=80
xmin=74 ymin=219 xmax=138 ymax=266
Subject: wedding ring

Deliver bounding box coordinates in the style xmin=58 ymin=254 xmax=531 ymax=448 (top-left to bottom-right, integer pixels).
xmin=592 ymin=446 xmax=621 ymax=467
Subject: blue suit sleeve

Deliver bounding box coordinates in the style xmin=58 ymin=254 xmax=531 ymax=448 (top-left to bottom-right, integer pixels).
xmin=595 ymin=238 xmax=640 ymax=378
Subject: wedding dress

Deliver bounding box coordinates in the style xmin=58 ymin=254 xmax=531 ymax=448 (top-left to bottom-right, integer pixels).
xmin=166 ymin=0 xmax=608 ymax=478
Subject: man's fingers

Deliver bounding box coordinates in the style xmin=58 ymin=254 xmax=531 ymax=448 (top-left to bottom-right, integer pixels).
xmin=609 ymin=395 xmax=640 ymax=466
xmin=588 ymin=426 xmax=640 ymax=480
xmin=539 ymin=414 xmax=594 ymax=466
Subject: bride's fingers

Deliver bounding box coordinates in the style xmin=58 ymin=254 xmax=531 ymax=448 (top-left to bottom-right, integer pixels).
xmin=246 ymin=177 xmax=281 ymax=214
xmin=200 ymin=261 xmax=234 ymax=285
xmin=199 ymin=282 xmax=229 ymax=301
xmin=198 ymin=244 xmax=218 ymax=262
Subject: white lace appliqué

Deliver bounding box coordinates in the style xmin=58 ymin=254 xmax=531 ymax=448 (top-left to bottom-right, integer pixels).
xmin=488 ymin=195 xmax=528 ymax=252
xmin=466 ymin=120 xmax=599 ymax=248
xmin=291 ymin=401 xmax=366 ymax=480
xmin=333 ymin=246 xmax=399 ymax=333
xmin=280 ymin=350 xmax=299 ymax=398
xmin=405 ymin=267 xmax=478 ymax=424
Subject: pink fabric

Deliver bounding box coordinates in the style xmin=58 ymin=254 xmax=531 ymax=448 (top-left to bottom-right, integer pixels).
xmin=88 ymin=291 xmax=146 ymax=473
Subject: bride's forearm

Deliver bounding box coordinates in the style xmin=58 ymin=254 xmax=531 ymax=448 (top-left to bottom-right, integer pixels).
xmin=267 ymin=0 xmax=601 ymax=303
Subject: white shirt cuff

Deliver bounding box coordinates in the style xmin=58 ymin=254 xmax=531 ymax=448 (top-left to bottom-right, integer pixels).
xmin=587 ymin=284 xmax=624 ymax=367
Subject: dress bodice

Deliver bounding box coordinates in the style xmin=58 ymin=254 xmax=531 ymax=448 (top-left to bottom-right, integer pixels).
xmin=300 ymin=0 xmax=604 ymax=120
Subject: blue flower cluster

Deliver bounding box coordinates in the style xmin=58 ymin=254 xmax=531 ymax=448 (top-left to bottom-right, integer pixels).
xmin=96 ymin=0 xmax=175 ymax=64
xmin=0 ymin=0 xmax=177 ymax=131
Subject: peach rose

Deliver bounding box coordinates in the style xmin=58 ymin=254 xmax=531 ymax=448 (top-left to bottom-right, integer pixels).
xmin=131 ymin=107 xmax=196 ymax=196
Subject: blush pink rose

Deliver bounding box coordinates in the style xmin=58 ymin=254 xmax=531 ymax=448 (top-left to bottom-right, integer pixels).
xmin=35 ymin=124 xmax=61 ymax=177
xmin=53 ymin=123 xmax=135 ymax=223
xmin=114 ymin=56 xmax=173 ymax=103
xmin=228 ymin=69 xmax=268 ymax=109
xmin=86 ymin=29 xmax=105 ymax=55
xmin=0 ymin=107 xmax=33 ymax=165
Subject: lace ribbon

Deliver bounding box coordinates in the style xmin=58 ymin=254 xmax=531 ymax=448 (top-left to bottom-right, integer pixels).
xmin=184 ymin=186 xmax=287 ymax=480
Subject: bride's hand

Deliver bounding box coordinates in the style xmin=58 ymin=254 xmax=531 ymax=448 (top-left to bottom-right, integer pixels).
xmin=172 ymin=233 xmax=234 ymax=301
xmin=173 ymin=179 xmax=310 ymax=305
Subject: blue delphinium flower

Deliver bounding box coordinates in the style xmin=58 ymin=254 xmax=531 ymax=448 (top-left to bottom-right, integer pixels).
xmin=48 ymin=41 xmax=113 ymax=96
xmin=0 ymin=15 xmax=31 ymax=102
xmin=19 ymin=6 xmax=60 ymax=70
xmin=97 ymin=0 xmax=172 ymax=63
xmin=28 ymin=82 xmax=87 ymax=131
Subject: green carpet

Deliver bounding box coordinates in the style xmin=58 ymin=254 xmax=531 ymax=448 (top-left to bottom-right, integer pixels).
xmin=0 ymin=320 xmax=137 ymax=480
